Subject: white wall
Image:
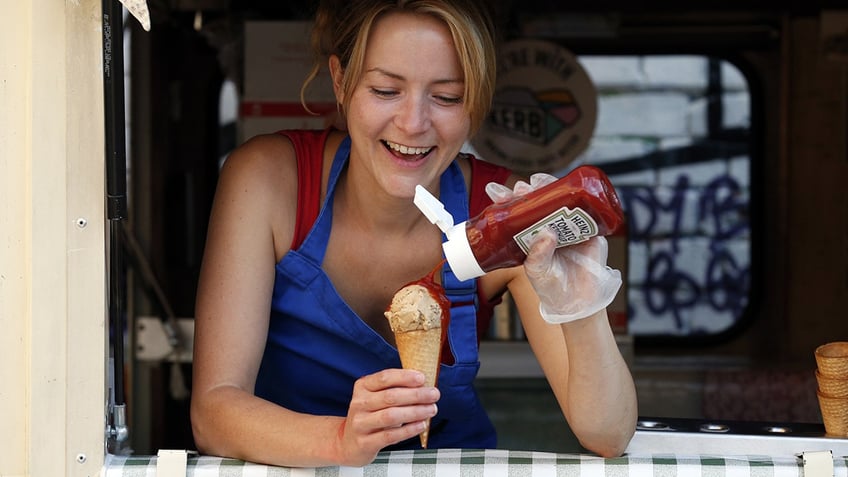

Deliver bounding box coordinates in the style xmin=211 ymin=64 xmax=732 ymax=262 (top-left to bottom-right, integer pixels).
xmin=0 ymin=1 xmax=106 ymax=476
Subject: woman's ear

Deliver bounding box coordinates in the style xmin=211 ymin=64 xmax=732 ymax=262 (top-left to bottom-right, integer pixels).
xmin=329 ymin=55 xmax=345 ymax=104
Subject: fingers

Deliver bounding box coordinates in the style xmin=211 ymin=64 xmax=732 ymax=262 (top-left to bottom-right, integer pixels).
xmin=523 ymin=227 xmax=557 ymax=278
xmin=341 ymin=369 xmax=440 ymax=452
xmin=355 ymin=374 xmax=439 ymax=408
xmin=529 ymin=172 xmax=558 ymax=189
xmin=594 ymin=236 xmax=610 ymax=264
xmin=484 ymin=181 xmax=514 ymax=204
xmin=513 ymin=180 xmax=533 ymax=196
xmin=359 ymin=368 xmax=426 ymax=391
xmin=568 ymin=236 xmax=608 ymax=264
xmin=353 ymin=369 xmax=439 ymax=411
xmin=485 ymin=173 xmax=558 ymax=205
xmin=344 ymin=400 xmax=437 ymax=446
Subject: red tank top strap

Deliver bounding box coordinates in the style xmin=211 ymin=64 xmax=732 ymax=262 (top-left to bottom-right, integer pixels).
xmin=465 ymin=155 xmax=513 ymax=332
xmin=276 ymin=128 xmax=334 ymax=250
xmin=468 ymin=155 xmax=513 ymax=215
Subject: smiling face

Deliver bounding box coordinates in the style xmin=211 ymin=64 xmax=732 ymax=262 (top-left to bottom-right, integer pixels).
xmin=334 ymin=11 xmax=472 ymax=199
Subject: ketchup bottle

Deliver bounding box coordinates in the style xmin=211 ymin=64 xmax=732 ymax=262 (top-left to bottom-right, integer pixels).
xmin=414 ymin=165 xmax=625 ymax=281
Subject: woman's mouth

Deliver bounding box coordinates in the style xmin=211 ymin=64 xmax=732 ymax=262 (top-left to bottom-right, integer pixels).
xmin=383 ymin=140 xmax=434 ymax=161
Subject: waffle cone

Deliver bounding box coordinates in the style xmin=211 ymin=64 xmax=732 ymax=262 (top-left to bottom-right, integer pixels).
xmin=817 ymin=370 xmax=848 ymax=398
xmin=815 ymin=342 xmax=848 ymax=378
xmin=394 ymin=328 xmax=441 ymax=448
xmin=818 ymin=391 xmax=848 ymax=436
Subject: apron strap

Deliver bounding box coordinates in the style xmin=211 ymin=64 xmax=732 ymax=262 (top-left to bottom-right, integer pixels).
xmin=439 ymin=161 xmax=480 ymax=365
xmin=297 ymin=136 xmax=351 ymax=264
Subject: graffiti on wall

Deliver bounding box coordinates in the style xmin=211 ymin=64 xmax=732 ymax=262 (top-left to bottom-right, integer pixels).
xmin=614 ymin=168 xmax=751 ymax=336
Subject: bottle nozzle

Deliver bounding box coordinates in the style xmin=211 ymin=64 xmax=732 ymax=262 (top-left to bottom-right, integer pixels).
xmin=414 ymin=185 xmax=483 ymax=281
xmin=414 ymin=185 xmax=455 ymax=234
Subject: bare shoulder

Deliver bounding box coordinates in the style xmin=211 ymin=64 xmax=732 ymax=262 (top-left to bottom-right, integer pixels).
xmin=220 ymin=133 xmax=297 ymax=194
xmin=213 ymin=133 xmax=299 ymax=257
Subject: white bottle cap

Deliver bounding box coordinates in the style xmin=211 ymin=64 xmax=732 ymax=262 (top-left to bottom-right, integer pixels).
xmin=414 ymin=185 xmax=485 ymax=282
xmin=441 ymin=224 xmax=485 ymax=281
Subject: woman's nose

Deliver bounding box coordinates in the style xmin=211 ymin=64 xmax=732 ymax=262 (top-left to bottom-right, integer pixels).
xmin=395 ymin=95 xmax=430 ymax=134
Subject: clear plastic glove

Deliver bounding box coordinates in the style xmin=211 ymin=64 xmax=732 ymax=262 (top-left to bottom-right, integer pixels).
xmin=485 ymin=173 xmax=622 ymax=324
xmin=524 ymin=230 xmax=621 ymax=323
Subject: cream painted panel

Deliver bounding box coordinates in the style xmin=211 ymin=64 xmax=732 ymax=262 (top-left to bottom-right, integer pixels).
xmin=63 ymin=1 xmax=108 ymax=475
xmin=0 ymin=0 xmax=106 ymax=476
xmin=0 ymin=0 xmax=31 ymax=473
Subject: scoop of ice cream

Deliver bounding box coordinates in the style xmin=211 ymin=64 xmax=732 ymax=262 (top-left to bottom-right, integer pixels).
xmin=384 ymin=284 xmax=443 ymax=333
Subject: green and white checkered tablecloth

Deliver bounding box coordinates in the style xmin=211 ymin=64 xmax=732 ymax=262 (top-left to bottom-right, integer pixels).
xmin=103 ymin=448 xmax=848 ymax=477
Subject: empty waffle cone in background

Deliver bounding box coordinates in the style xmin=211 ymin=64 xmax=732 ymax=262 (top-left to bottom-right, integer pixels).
xmin=815 ymin=342 xmax=848 ymax=378
xmin=818 ymin=391 xmax=848 ymax=437
xmin=817 ymin=370 xmax=848 ymax=398
xmin=395 ymin=329 xmax=441 ymax=448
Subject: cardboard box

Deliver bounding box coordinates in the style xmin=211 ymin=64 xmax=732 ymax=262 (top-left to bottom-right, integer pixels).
xmin=240 ymin=21 xmax=337 ymax=141
xmin=238 ymin=106 xmax=336 ymax=142
xmin=243 ymin=21 xmax=335 ymax=102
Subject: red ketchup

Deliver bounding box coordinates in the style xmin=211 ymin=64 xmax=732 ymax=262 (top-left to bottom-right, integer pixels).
xmin=390 ymin=260 xmax=452 ymax=366
xmin=414 ymin=165 xmax=625 ymax=281
xmin=393 ymin=260 xmax=452 ymax=333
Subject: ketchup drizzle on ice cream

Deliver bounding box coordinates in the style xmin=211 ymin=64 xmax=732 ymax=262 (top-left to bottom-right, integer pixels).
xmin=385 ymin=259 xmax=452 ymax=368
xmin=405 ymin=259 xmax=450 ymax=328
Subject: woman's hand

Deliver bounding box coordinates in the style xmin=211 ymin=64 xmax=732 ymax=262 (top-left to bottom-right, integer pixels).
xmin=486 ymin=173 xmax=622 ymax=324
xmin=524 ymin=230 xmax=621 ymax=323
xmin=335 ymin=369 xmax=439 ymax=466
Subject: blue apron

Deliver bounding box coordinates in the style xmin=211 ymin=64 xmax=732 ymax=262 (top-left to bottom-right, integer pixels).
xmin=255 ymin=137 xmax=496 ymax=449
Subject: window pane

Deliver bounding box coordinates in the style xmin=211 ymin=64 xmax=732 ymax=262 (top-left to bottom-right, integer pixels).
xmin=573 ymin=55 xmax=752 ymax=339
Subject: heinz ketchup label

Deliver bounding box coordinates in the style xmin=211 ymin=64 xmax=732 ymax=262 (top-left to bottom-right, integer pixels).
xmin=513 ymin=206 xmax=599 ymax=254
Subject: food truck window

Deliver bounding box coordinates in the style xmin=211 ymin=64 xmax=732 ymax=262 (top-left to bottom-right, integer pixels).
xmin=574 ymin=55 xmax=754 ymax=343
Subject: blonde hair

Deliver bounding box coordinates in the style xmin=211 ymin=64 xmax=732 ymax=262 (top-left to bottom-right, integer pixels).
xmin=302 ymin=0 xmax=497 ymax=134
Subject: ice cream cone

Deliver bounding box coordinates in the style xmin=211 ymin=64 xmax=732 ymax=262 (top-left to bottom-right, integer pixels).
xmin=384 ymin=264 xmax=450 ymax=449
xmin=395 ymin=328 xmax=442 ymax=447
xmin=815 ymin=342 xmax=848 ymax=378
xmin=816 ymin=370 xmax=848 ymax=398
xmin=818 ymin=391 xmax=848 ymax=437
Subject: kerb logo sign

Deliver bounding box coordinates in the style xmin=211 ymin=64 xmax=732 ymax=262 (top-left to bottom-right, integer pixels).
xmin=472 ymin=39 xmax=597 ymax=173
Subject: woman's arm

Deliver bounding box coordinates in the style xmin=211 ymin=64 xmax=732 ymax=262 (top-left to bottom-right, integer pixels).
xmin=508 ymin=266 xmax=637 ymax=457
xmin=191 ymin=134 xmax=334 ymax=464
xmin=190 ymin=135 xmax=438 ymax=467
xmin=483 ymin=173 xmax=636 ymax=457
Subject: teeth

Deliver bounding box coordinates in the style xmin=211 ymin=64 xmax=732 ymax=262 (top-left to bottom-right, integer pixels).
xmin=386 ymin=140 xmax=431 ymax=155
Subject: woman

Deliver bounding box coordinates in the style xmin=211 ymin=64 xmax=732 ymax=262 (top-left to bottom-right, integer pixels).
xmin=191 ymin=0 xmax=637 ymax=467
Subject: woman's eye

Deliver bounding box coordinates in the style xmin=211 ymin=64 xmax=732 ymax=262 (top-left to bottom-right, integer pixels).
xmin=435 ymin=95 xmax=463 ymax=106
xmin=371 ymin=88 xmax=397 ymax=98
xmin=369 ymin=87 xmax=462 ymax=105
